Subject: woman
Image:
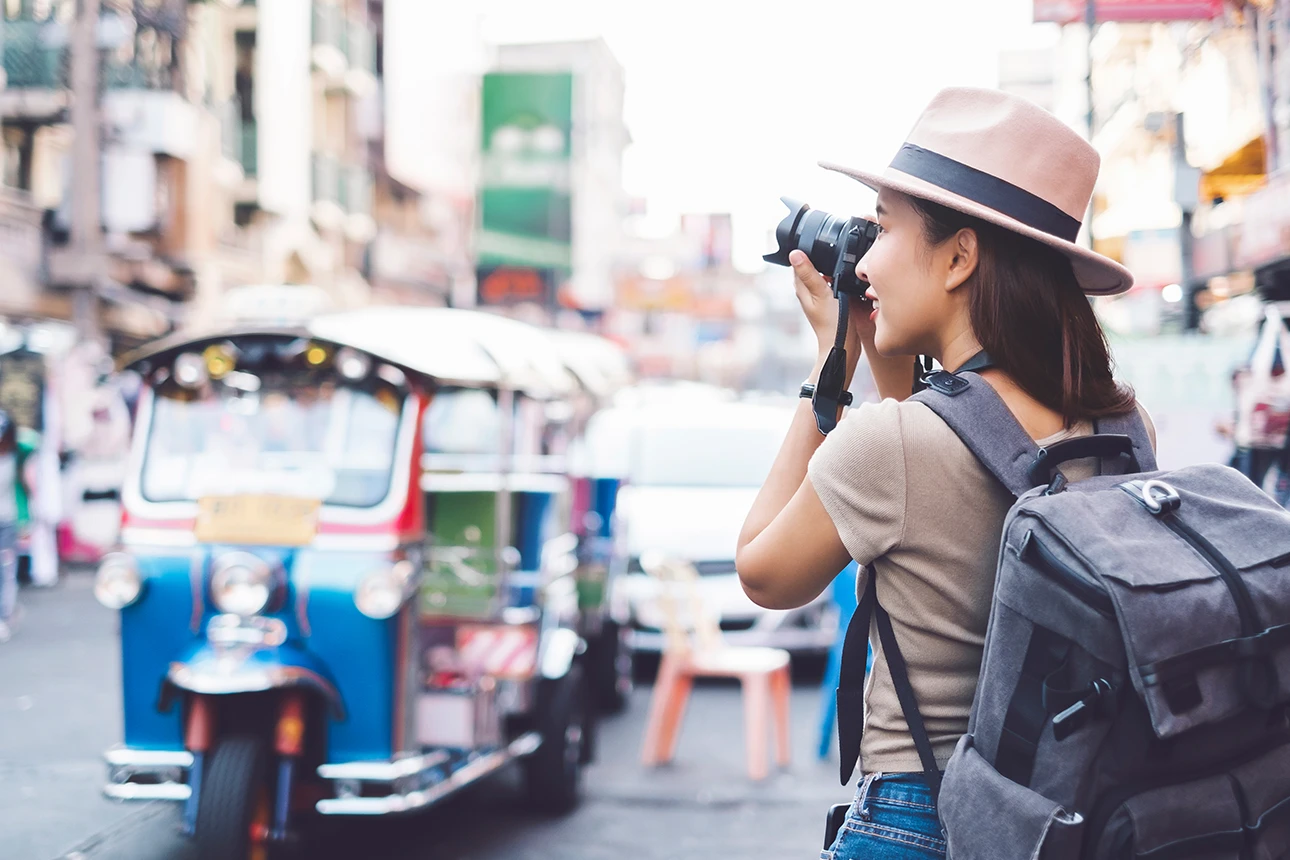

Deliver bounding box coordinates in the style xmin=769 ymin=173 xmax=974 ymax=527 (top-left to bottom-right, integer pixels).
xmin=736 ymin=87 xmax=1154 ymax=859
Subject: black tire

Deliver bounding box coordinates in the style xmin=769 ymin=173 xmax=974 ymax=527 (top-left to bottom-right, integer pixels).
xmin=588 ymin=620 xmax=633 ymax=714
xmin=196 ymin=735 xmax=274 ymax=860
xmin=523 ymin=665 xmax=586 ymax=816
xmin=579 ymin=669 xmax=599 ymax=766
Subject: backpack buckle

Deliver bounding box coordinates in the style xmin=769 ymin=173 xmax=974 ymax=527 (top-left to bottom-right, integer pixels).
xmin=1052 ymin=678 xmax=1116 ymax=741
xmin=922 ymin=370 xmax=970 ymax=396
xmin=1141 ymin=480 xmax=1181 ymax=515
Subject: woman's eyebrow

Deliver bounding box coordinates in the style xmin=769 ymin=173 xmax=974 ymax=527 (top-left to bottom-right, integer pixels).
xmin=874 ymin=203 xmax=887 ymax=218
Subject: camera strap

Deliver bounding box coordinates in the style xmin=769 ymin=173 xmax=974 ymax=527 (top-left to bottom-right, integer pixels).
xmin=811 ymin=291 xmax=852 ymax=435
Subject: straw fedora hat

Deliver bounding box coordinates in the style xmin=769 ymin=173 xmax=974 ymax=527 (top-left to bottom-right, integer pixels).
xmin=821 ymin=86 xmax=1132 ymax=296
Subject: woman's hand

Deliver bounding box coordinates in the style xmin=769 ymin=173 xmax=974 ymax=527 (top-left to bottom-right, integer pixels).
xmin=790 ymin=250 xmax=869 ymax=388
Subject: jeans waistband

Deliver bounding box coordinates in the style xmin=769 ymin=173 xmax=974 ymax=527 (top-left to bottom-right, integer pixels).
xmin=855 ymin=772 xmax=939 ymax=815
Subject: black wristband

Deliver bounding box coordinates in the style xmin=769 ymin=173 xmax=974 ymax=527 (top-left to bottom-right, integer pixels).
xmin=800 ymin=382 xmax=853 ymax=407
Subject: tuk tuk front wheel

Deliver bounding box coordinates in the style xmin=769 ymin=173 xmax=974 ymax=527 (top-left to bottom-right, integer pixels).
xmin=589 ymin=619 xmax=633 ymax=714
xmin=523 ymin=665 xmax=586 ymax=815
xmin=196 ymin=735 xmax=275 ymax=860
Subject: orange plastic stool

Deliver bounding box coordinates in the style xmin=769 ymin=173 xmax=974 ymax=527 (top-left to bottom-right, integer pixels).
xmin=637 ymin=552 xmax=792 ymax=780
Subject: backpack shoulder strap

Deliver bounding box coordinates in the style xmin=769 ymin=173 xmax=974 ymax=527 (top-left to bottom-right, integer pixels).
xmin=908 ymin=372 xmax=1042 ymax=497
xmin=836 ymin=568 xmax=943 ymax=800
xmin=910 ymin=374 xmax=1158 ymax=493
xmin=1095 ymin=407 xmax=1158 ymax=473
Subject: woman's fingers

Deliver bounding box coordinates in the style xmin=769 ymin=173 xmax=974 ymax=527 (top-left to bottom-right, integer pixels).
xmin=789 ymin=250 xmax=831 ymax=299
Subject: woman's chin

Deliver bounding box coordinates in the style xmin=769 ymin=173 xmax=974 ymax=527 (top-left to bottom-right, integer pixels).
xmin=872 ymin=330 xmax=904 ymax=357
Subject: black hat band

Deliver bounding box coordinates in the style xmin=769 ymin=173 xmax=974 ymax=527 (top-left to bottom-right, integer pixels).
xmin=888 ymin=143 xmax=1082 ymax=243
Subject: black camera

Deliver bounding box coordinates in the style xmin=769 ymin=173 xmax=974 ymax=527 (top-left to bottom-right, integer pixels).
xmin=763 ymin=197 xmax=879 ymax=296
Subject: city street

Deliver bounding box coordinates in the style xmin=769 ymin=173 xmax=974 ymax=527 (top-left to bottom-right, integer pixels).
xmin=2 ymin=0 xmax=1289 ymax=858
xmin=2 ymin=570 xmax=843 ymax=860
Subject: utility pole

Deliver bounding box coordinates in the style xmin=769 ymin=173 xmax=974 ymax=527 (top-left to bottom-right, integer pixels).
xmin=1085 ymin=0 xmax=1097 ymax=249
xmin=68 ymin=0 xmax=103 ymax=345
xmin=1173 ymin=112 xmax=1201 ymax=331
xmin=1278 ymin=0 xmax=1290 ymax=172
xmin=1255 ymin=1 xmax=1279 ymax=175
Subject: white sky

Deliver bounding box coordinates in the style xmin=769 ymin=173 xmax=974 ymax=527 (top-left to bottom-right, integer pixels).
xmin=394 ymin=0 xmax=1062 ymax=271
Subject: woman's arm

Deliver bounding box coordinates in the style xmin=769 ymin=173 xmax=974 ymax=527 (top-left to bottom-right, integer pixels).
xmin=735 ymin=253 xmax=864 ymax=608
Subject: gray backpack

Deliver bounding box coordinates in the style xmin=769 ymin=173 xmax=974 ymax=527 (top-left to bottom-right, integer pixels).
xmin=835 ymin=366 xmax=1290 ymax=860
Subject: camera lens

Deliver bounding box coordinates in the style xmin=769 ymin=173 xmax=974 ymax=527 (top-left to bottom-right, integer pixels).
xmin=763 ymin=197 xmax=877 ymax=296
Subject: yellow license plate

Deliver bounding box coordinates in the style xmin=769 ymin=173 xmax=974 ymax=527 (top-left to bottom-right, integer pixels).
xmin=195 ymin=495 xmax=322 ymax=546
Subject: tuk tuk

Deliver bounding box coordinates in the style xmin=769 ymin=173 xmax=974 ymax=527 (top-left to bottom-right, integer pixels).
xmin=549 ymin=332 xmax=634 ymax=713
xmin=97 ymin=306 xmax=593 ymax=858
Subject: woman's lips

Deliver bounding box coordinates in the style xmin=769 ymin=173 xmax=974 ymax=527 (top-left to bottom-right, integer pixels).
xmin=866 ymin=289 xmax=879 ymax=322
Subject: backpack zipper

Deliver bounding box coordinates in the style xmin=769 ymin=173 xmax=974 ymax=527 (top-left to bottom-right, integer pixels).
xmin=1157 ymin=512 xmax=1260 ymax=638
xmin=1019 ymin=530 xmax=1115 ymax=617
xmin=1116 ymin=481 xmax=1261 ymax=637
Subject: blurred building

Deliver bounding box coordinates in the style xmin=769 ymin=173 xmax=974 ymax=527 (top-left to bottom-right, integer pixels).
xmin=1190 ymin=1 xmax=1290 ymax=316
xmin=608 ymin=212 xmax=767 ymax=387
xmin=1 ymin=0 xmax=204 ymax=346
xmin=1025 ymin=0 xmax=1283 ymax=335
xmin=193 ymin=0 xmax=432 ymax=322
xmin=477 ymin=39 xmax=630 ymax=322
xmin=0 ymin=0 xmax=476 ymax=351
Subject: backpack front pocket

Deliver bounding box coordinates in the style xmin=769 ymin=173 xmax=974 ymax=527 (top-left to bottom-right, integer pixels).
xmin=939 ymin=733 xmax=1083 ymax=860
xmin=1082 ymin=740 xmax=1290 ymax=860
xmin=1085 ymin=772 xmax=1244 ymax=860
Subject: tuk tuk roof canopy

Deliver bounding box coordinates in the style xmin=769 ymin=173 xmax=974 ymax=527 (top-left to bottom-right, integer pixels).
xmin=547 ymin=330 xmax=632 ymax=398
xmin=122 ymin=307 xmax=598 ymax=396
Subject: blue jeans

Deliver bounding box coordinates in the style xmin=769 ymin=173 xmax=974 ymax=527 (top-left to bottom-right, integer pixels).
xmin=821 ymin=773 xmax=946 ymax=860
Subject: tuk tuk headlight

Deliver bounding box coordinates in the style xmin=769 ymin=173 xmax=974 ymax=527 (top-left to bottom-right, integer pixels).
xmin=94 ymin=553 xmax=142 ymax=609
xmin=210 ymin=552 xmax=273 ymax=617
xmin=354 ymin=560 xmax=415 ymax=619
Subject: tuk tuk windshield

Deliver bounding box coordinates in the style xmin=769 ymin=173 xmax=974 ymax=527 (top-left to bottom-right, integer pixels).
xmin=141 ymin=377 xmax=403 ymax=507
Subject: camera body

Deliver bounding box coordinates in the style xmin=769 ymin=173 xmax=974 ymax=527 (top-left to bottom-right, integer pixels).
xmin=763 ymin=197 xmax=879 ymax=296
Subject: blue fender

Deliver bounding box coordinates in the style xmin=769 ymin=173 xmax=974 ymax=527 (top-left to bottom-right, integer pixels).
xmin=163 ymin=640 xmax=346 ymax=720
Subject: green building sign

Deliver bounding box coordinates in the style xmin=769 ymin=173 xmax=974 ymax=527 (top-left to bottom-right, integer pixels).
xmin=477 ymin=72 xmax=574 ymax=286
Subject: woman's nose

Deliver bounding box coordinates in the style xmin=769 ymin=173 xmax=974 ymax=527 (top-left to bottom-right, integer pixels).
xmin=855 ymin=256 xmax=868 ymax=284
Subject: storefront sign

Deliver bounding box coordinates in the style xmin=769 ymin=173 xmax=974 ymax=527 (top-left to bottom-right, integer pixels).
xmin=1233 ymin=171 xmax=1290 ymax=271
xmin=1033 ymin=0 xmax=1224 ymax=23
xmin=0 ymin=350 xmax=44 ymax=431
xmin=476 ymin=266 xmax=555 ymax=307
xmin=477 ymin=72 xmax=573 ymax=282
xmin=1192 ymin=171 xmax=1290 ymax=279
xmin=1192 ymin=224 xmax=1233 ymax=282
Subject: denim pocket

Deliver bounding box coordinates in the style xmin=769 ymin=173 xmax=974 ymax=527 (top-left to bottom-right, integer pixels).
xmin=938 ymin=734 xmax=1084 ymax=860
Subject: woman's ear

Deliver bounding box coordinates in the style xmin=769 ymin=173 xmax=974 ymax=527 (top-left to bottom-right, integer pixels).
xmin=945 ymin=227 xmax=979 ymax=292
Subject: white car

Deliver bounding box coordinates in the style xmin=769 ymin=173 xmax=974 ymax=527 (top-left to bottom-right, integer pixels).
xmin=585 ymin=393 xmax=838 ymax=656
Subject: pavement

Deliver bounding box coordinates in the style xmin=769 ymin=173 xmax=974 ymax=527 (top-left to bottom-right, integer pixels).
xmin=1 ymin=569 xmax=847 ymax=860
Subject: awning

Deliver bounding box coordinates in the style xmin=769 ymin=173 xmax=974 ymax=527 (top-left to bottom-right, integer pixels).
xmin=1200 ymin=136 xmax=1267 ymax=203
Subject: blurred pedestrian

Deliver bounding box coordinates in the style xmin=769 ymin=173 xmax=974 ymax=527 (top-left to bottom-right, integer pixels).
xmin=0 ymin=411 xmax=22 ymax=642
xmin=1229 ymin=304 xmax=1290 ymax=503
xmin=26 ymin=383 xmax=62 ymax=587
xmin=736 ymin=88 xmax=1155 ymax=859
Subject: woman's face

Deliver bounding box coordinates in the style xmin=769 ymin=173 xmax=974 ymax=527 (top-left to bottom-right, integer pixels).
xmin=855 ymin=189 xmax=962 ymax=357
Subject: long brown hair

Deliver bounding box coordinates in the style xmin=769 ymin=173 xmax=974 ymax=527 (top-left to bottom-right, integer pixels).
xmin=909 ymin=197 xmax=1135 ymax=427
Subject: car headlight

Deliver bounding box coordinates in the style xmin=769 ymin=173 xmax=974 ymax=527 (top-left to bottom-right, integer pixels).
xmin=94 ymin=553 xmax=142 ymax=609
xmin=354 ymin=560 xmax=415 ymax=619
xmin=210 ymin=552 xmax=273 ymax=617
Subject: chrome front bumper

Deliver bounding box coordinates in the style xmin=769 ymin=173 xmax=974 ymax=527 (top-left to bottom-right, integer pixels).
xmin=102 ymin=747 xmax=193 ymax=802
xmin=315 ymin=732 xmax=541 ymax=816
